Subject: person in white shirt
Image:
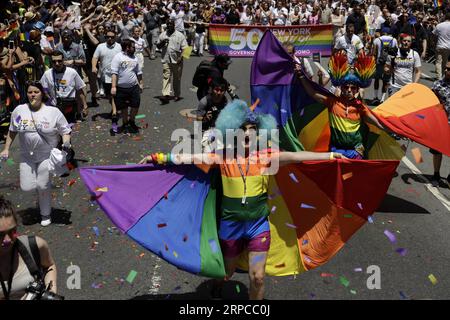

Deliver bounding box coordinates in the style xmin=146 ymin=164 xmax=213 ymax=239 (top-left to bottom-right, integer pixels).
xmin=334 ymin=23 xmax=364 ymax=64
xmin=170 ymin=2 xmax=186 ymax=34
xmin=40 ymin=51 xmax=88 ymax=124
xmin=271 ymin=1 xmax=288 ymax=25
xmin=111 ymin=39 xmax=144 ymax=134
xmin=384 ymin=33 xmax=421 ymax=96
xmin=433 ymin=12 xmax=450 ymax=80
xmin=92 ymin=29 xmax=122 ymax=127
xmin=130 ymin=26 xmax=152 ymax=71
xmin=0 ymin=82 xmax=72 ymax=227
xmin=156 ymin=19 xmax=188 ymax=104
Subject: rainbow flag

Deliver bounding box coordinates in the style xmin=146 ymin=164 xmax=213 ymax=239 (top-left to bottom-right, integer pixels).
xmin=434 ymin=0 xmax=443 ymax=7
xmin=208 ymin=24 xmax=333 ymax=58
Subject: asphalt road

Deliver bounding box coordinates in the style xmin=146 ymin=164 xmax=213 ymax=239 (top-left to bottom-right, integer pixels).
xmin=0 ymin=52 xmax=449 ymax=301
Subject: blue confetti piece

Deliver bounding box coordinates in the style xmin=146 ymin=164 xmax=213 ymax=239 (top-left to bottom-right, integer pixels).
xmin=302 ymin=239 xmax=308 ymax=246
xmin=281 ymin=109 xmax=288 ymax=113
xmin=92 ymin=226 xmax=99 ymax=236
xmin=415 ymin=114 xmax=425 ymax=119
xmin=15 ymin=115 xmax=21 ymax=123
xmin=399 ymin=291 xmax=408 ymax=299
xmin=289 ymin=173 xmax=299 ymax=183
xmin=208 ymin=239 xmax=218 ymax=253
xmin=368 ymin=216 xmax=374 ymax=223
xmin=300 ymin=203 xmax=316 ymax=209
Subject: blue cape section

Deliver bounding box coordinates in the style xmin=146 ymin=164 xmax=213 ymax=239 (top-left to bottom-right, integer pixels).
xmin=127 ymin=167 xmax=211 ymax=275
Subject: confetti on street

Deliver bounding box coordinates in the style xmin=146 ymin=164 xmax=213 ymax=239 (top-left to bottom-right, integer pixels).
xmin=126 ymin=270 xmax=138 ymax=284
xmin=339 ymin=276 xmax=350 ymax=287
xmin=428 ymin=274 xmax=438 ymax=285
xmin=384 ymin=230 xmax=397 ymax=244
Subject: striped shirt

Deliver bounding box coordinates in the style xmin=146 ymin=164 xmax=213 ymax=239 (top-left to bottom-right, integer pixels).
xmin=326 ymin=96 xmax=368 ymax=149
xmin=200 ymin=151 xmax=274 ymax=221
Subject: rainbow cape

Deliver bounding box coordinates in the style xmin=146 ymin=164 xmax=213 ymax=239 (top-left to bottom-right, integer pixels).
xmin=80 ymin=31 xmax=449 ymax=279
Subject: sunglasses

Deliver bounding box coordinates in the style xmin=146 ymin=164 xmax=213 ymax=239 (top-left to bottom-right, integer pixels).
xmin=342 ymin=85 xmax=359 ymax=91
xmin=0 ymin=226 xmax=18 ymax=242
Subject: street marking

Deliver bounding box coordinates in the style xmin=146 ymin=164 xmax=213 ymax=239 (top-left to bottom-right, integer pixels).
xmin=402 ymin=157 xmax=450 ymax=211
xmin=148 ymin=257 xmax=162 ymax=294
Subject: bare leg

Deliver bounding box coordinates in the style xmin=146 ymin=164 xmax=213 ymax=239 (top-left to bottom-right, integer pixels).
xmin=248 ymin=251 xmax=267 ymax=300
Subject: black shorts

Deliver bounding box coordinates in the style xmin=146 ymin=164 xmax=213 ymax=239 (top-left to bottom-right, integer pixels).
xmin=430 ymin=148 xmax=442 ymax=155
xmin=114 ymin=85 xmax=141 ymax=110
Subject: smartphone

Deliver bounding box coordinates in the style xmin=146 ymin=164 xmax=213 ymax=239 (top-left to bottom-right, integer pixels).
xmin=312 ymin=52 xmax=321 ymax=63
xmin=8 ymin=40 xmax=14 ymax=50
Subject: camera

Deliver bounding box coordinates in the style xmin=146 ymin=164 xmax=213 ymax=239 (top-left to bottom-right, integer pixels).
xmin=24 ymin=279 xmax=64 ymax=300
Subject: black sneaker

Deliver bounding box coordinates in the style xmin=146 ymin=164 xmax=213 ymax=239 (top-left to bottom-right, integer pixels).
xmin=430 ymin=174 xmax=441 ymax=187
xmin=119 ymin=123 xmax=129 ymax=134
xmin=128 ymin=121 xmax=139 ymax=134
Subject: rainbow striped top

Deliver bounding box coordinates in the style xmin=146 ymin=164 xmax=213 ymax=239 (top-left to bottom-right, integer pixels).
xmin=325 ymin=96 xmax=368 ymax=149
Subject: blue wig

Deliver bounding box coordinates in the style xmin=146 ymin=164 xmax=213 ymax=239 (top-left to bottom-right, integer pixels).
xmin=215 ymin=99 xmax=277 ymax=141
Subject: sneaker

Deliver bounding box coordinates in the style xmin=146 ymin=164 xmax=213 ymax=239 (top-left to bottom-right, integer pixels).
xmin=128 ymin=121 xmax=140 ymax=134
xmin=41 ymin=217 xmax=51 ymax=227
xmin=430 ymin=174 xmax=441 ymax=187
xmin=372 ymin=98 xmax=380 ymax=105
xmin=120 ymin=123 xmax=129 ymax=134
xmin=99 ymin=88 xmax=105 ymax=97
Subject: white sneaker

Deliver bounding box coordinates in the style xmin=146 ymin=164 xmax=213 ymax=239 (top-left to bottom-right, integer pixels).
xmin=41 ymin=218 xmax=51 ymax=227
xmin=99 ymin=88 xmax=105 ymax=97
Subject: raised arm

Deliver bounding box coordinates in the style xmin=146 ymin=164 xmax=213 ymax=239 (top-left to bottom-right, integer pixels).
xmin=295 ymin=64 xmax=327 ymax=104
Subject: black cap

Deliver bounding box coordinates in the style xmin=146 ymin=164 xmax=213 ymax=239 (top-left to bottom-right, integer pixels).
xmin=214 ymin=53 xmax=231 ymax=65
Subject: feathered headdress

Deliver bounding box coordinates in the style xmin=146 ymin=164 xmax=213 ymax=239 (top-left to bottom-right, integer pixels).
xmin=215 ymin=99 xmax=278 ymax=142
xmin=328 ymin=51 xmax=376 ymax=88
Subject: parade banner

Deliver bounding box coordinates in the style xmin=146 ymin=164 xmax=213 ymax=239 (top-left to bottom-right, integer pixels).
xmin=208 ymin=24 xmax=333 ymax=57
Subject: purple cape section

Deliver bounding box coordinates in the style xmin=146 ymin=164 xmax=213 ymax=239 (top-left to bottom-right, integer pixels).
xmin=79 ymin=164 xmax=187 ymax=232
xmin=250 ymin=30 xmax=294 ymax=86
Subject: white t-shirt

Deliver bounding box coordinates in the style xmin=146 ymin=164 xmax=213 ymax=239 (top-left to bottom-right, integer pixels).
xmin=110 ymin=51 xmax=142 ymax=88
xmin=373 ymin=15 xmax=385 ymax=31
xmin=40 ymin=67 xmax=86 ymax=105
xmin=9 ymin=104 xmax=71 ymax=162
xmin=334 ymin=34 xmax=364 ymax=63
xmin=130 ymin=37 xmax=148 ymax=55
xmin=271 ymin=7 xmax=288 ymax=25
xmin=40 ymin=35 xmax=56 ymax=51
xmin=93 ymin=42 xmax=122 ymax=83
xmin=387 ymin=49 xmax=421 ymax=89
xmin=170 ymin=10 xmax=185 ymax=32
xmin=433 ymin=21 xmax=450 ymax=50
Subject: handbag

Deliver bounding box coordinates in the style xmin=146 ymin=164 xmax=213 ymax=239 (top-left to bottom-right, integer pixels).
xmin=28 ymin=107 xmax=69 ymax=176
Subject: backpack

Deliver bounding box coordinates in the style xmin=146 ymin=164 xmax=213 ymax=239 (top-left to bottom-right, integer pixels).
xmin=192 ymin=60 xmax=214 ymax=88
xmin=378 ymin=37 xmax=396 ymax=64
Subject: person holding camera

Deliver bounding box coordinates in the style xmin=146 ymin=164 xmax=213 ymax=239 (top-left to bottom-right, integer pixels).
xmin=0 ymin=81 xmax=72 ymax=227
xmin=0 ymin=196 xmax=58 ymax=300
xmin=40 ymin=50 xmax=88 ymax=124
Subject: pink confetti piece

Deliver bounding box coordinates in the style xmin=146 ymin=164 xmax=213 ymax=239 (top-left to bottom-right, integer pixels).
xmin=289 ymin=173 xmax=299 ymax=183
xmin=285 ymin=223 xmax=297 ymax=229
xmin=354 ymin=268 xmax=363 ymax=272
xmin=357 ymin=202 xmax=363 ymax=210
xmin=190 ymin=182 xmax=196 ymax=188
xmin=321 ymin=273 xmax=334 ymax=277
xmin=271 ymin=206 xmax=277 ymax=213
xmin=384 ymin=230 xmax=397 ymax=243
